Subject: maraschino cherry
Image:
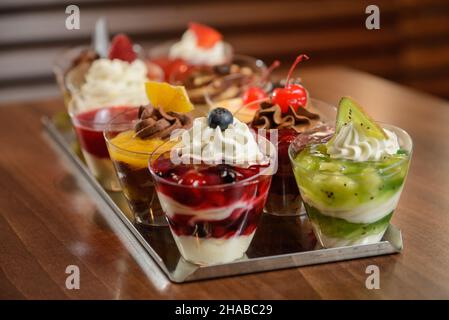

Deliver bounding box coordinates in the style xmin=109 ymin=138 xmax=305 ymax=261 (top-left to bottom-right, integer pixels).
xmin=242 ymin=60 xmax=280 ymax=109
xmin=271 ymin=54 xmax=309 ymax=113
xmin=242 ymin=87 xmax=267 ymax=109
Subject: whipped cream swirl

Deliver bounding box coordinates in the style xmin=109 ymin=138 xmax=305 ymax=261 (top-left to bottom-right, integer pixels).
xmin=77 ymin=58 xmax=149 ymax=110
xmin=326 ymin=123 xmax=399 ymax=161
xmin=172 ymin=117 xmax=269 ymax=167
xmin=169 ymin=30 xmax=227 ymax=66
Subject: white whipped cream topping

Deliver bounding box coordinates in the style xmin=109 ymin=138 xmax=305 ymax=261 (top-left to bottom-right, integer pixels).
xmin=327 ymin=123 xmax=400 ymax=162
xmin=169 ymin=30 xmax=227 ymax=66
xmin=172 ymin=117 xmax=269 ymax=167
xmin=77 ymin=58 xmax=149 ymax=110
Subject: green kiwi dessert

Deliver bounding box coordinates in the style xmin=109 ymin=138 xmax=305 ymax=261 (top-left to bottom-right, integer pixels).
xmin=289 ymin=97 xmax=412 ymax=248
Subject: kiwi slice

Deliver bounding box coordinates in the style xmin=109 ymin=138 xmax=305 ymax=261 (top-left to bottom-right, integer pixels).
xmin=335 ymin=97 xmax=387 ymax=139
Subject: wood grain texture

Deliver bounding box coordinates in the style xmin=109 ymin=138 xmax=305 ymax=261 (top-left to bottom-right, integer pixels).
xmin=1 ymin=67 xmax=449 ymax=299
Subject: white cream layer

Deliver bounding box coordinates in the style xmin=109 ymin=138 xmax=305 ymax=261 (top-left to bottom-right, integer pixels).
xmin=301 ymin=188 xmax=403 ymax=224
xmin=172 ymin=231 xmax=255 ymax=265
xmin=157 ymin=192 xmax=251 ymax=224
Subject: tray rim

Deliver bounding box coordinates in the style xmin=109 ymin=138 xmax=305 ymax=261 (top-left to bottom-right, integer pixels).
xmin=42 ymin=116 xmax=403 ymax=283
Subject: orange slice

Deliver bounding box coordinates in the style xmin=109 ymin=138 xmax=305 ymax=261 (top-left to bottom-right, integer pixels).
xmin=145 ymin=81 xmax=194 ymax=113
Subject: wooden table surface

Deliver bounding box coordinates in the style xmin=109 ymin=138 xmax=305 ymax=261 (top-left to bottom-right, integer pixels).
xmin=1 ymin=66 xmax=449 ymax=299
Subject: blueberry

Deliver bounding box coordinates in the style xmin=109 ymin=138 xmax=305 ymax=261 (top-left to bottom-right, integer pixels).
xmin=217 ymin=165 xmax=237 ymax=183
xmin=207 ymin=107 xmax=233 ymax=131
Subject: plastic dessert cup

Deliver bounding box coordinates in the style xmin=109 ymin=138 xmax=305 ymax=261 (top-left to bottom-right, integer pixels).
xmin=204 ymin=68 xmax=268 ymax=123
xmin=149 ymin=141 xmax=273 ymax=266
xmin=148 ymin=40 xmax=234 ymax=82
xmin=264 ymin=128 xmax=303 ymax=216
xmin=54 ymin=44 xmax=163 ymax=107
xmin=262 ymin=99 xmax=336 ymax=217
xmin=53 ymin=45 xmax=92 ymax=108
xmin=173 ymin=54 xmax=267 ymax=107
xmin=289 ymin=123 xmax=413 ymax=248
xmin=104 ymin=107 xmax=172 ymax=226
xmin=172 ymin=54 xmax=266 ymax=83
xmin=68 ymin=99 xmax=133 ymax=191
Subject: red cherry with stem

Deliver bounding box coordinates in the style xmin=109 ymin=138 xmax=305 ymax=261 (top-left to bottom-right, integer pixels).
xmin=272 ymin=54 xmax=309 ymax=113
xmin=241 ymin=60 xmax=281 ymax=109
xmin=242 ymin=87 xmax=268 ymax=109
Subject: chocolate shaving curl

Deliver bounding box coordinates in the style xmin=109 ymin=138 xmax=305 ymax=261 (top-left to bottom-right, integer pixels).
xmin=251 ymin=102 xmax=322 ymax=133
xmin=134 ymin=105 xmax=192 ymax=139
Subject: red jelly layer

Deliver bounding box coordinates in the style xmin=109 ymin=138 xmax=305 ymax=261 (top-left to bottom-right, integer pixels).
xmin=260 ymin=128 xmax=299 ymax=196
xmin=73 ymin=106 xmax=134 ymax=158
xmin=151 ymin=156 xmax=272 ymax=238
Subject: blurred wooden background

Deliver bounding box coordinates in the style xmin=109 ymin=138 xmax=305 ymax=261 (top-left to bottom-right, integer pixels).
xmin=1 ymin=0 xmax=449 ymax=103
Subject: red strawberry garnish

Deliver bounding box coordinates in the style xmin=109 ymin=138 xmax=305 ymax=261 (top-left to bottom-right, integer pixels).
xmin=108 ymin=34 xmax=137 ymax=63
xmin=188 ymin=22 xmax=222 ymax=49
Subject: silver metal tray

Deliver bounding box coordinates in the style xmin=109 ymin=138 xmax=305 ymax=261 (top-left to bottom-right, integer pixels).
xmin=42 ymin=115 xmax=403 ymax=283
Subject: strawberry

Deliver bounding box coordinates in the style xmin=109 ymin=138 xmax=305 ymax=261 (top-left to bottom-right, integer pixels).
xmin=188 ymin=22 xmax=222 ymax=49
xmin=108 ymin=34 xmax=137 ymax=63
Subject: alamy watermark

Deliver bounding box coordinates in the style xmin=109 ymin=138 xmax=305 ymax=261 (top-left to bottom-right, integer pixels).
xmin=65 ymin=265 xmax=80 ymax=290
xmin=65 ymin=5 xmax=80 ymax=30
xmin=365 ymin=265 xmax=380 ymax=289
xmin=365 ymin=5 xmax=380 ymax=30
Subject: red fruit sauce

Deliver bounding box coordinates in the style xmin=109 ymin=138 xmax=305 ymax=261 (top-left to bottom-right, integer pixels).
xmin=151 ymin=154 xmax=272 ymax=238
xmin=264 ymin=128 xmax=300 ymax=196
xmin=73 ymin=106 xmax=135 ymax=159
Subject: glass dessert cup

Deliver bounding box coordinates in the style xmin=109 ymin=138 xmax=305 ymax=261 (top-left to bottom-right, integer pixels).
xmin=204 ymin=69 xmax=268 ymax=123
xmin=55 ymin=44 xmax=163 ymax=107
xmin=68 ymin=99 xmax=134 ymax=191
xmin=148 ymin=141 xmax=274 ymax=266
xmin=260 ymin=99 xmax=336 ymax=217
xmin=148 ymin=40 xmax=234 ymax=83
xmin=104 ymin=107 xmax=171 ymax=227
xmin=264 ymin=128 xmax=304 ymax=216
xmin=53 ymin=43 xmax=164 ymax=140
xmin=288 ymin=123 xmax=413 ymax=248
xmin=170 ymin=54 xmax=266 ymax=108
xmin=53 ymin=45 xmax=93 ymax=108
